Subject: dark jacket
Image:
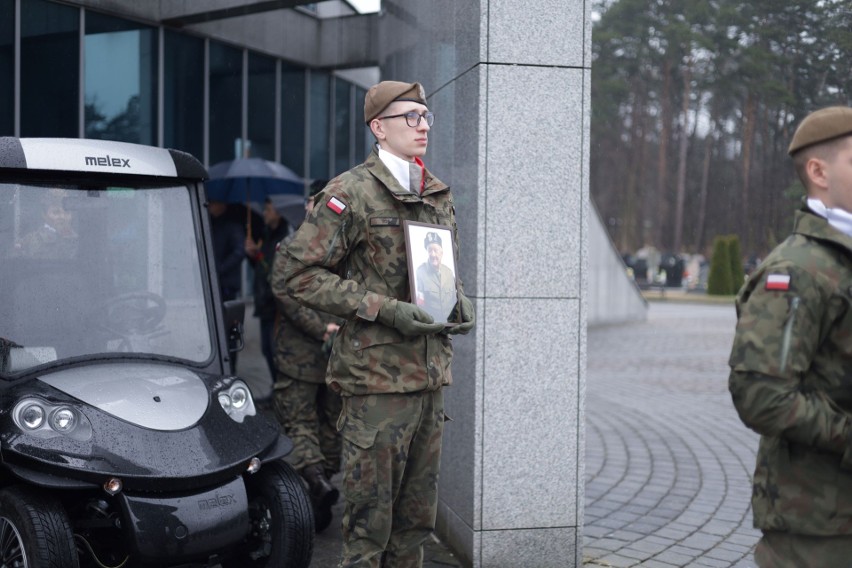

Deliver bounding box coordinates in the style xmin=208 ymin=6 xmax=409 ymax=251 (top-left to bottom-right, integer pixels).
xmin=248 ymin=220 xmax=289 ymax=320
xmin=211 ymin=216 xmax=245 ymax=293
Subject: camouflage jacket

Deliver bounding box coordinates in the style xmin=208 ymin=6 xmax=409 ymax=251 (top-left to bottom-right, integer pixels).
xmin=275 ymin=148 xmax=459 ymax=396
xmin=729 ymin=207 xmax=852 ymax=536
xmin=269 ymin=234 xmax=338 ymax=383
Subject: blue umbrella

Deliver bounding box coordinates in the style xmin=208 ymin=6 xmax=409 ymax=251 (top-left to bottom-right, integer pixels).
xmin=205 ymin=157 xmax=304 ymax=236
xmin=205 ymin=157 xmax=304 ymax=203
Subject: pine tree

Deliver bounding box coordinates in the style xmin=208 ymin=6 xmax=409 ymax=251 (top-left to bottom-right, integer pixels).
xmin=591 ymin=0 xmax=849 ymax=256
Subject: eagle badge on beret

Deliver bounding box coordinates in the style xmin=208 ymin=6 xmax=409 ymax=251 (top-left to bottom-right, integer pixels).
xmin=424 ymin=231 xmax=442 ymax=249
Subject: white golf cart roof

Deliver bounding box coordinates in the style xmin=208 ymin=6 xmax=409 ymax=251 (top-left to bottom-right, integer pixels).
xmin=0 ymin=137 xmax=207 ymax=180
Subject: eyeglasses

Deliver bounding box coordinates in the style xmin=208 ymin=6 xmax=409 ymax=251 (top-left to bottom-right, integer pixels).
xmin=377 ymin=111 xmax=435 ymax=127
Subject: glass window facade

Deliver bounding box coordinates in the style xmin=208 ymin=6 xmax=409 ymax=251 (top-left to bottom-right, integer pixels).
xmin=209 ymin=41 xmax=243 ymax=165
xmin=21 ymin=0 xmax=79 ymax=137
xmin=281 ymin=64 xmax=306 ymax=176
xmin=0 ymin=0 xmax=13 ymax=136
xmin=309 ymin=71 xmax=330 ymax=180
xmin=334 ymin=78 xmax=352 ymax=177
xmin=7 ymin=1 xmax=370 ymax=182
xmin=164 ymin=31 xmax=204 ymax=159
xmin=248 ymin=52 xmax=276 ymax=160
xmin=84 ymin=12 xmax=157 ymax=144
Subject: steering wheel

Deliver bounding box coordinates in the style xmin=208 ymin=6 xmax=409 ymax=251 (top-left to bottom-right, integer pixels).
xmin=98 ymin=292 xmax=167 ymax=337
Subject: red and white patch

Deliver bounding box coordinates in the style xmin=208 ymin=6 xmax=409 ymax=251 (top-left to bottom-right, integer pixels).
xmin=326 ymin=196 xmax=347 ymax=215
xmin=765 ymin=273 xmax=791 ymax=291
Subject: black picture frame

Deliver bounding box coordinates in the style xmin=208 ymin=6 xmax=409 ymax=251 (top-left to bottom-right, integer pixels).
xmin=403 ymin=220 xmax=459 ymax=325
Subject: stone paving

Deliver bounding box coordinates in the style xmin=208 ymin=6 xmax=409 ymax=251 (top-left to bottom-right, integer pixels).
xmin=584 ymin=301 xmax=761 ymax=567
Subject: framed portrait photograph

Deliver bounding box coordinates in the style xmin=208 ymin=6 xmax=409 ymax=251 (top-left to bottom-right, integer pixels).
xmin=403 ymin=221 xmax=459 ymax=326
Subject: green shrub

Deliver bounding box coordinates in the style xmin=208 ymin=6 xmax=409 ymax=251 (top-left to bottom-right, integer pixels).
xmin=727 ymin=235 xmax=745 ymax=294
xmin=707 ymin=236 xmax=733 ymax=295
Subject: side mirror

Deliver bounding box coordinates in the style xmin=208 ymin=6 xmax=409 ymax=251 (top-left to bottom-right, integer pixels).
xmin=223 ymin=300 xmax=245 ymax=353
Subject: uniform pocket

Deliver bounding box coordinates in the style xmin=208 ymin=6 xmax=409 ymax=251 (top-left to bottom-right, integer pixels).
xmin=366 ymin=210 xmax=407 ymax=293
xmin=339 ymin=408 xmax=380 ymax=505
xmin=349 ymin=319 xmax=404 ymax=352
xmin=339 ymin=412 xmax=379 ymax=450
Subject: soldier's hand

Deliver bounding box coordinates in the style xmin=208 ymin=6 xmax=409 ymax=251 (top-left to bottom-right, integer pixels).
xmin=378 ymin=299 xmax=445 ymax=336
xmin=447 ymin=294 xmax=475 ymax=335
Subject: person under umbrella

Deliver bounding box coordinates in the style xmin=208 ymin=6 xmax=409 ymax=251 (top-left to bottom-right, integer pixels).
xmin=208 ymin=200 xmax=245 ymax=375
xmin=244 ymin=197 xmax=291 ymax=386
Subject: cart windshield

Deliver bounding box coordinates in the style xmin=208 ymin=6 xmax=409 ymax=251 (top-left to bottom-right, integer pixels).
xmin=0 ymin=183 xmax=213 ymax=376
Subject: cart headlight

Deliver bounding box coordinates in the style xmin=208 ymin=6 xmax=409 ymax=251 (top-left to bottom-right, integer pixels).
xmin=217 ymin=380 xmax=256 ymax=423
xmin=231 ymin=386 xmax=248 ymax=409
xmin=51 ymin=408 xmax=77 ymax=432
xmin=20 ymin=403 xmax=45 ymax=430
xmin=13 ymin=398 xmax=92 ymax=441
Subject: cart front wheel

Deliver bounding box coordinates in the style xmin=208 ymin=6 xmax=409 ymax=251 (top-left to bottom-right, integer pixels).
xmin=229 ymin=460 xmax=314 ymax=568
xmin=0 ymin=486 xmax=79 ymax=568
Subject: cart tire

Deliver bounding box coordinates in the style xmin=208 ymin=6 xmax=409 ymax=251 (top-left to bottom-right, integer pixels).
xmin=0 ymin=486 xmax=79 ymax=568
xmin=235 ymin=460 xmax=314 ymax=568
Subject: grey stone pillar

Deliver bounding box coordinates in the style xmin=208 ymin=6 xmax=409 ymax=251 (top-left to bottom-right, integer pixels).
xmin=380 ymin=2 xmax=589 ymax=566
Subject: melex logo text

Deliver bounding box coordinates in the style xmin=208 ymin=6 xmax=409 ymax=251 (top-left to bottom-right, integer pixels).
xmin=197 ymin=494 xmax=236 ymax=511
xmin=84 ymin=155 xmax=131 ymax=168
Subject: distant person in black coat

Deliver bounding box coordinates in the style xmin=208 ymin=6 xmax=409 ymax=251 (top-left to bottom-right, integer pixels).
xmin=209 ymin=200 xmax=244 ymax=374
xmin=244 ymin=197 xmax=290 ymax=380
xmin=208 ymin=200 xmax=245 ymax=302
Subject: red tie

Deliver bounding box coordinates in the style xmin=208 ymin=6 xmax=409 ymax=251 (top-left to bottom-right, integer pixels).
xmin=414 ymin=157 xmax=426 ymax=194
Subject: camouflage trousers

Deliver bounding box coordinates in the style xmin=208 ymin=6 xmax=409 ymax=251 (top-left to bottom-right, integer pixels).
xmin=756 ymin=531 xmax=852 ymax=567
xmin=337 ymin=390 xmax=444 ymax=568
xmin=272 ymin=375 xmax=342 ymax=474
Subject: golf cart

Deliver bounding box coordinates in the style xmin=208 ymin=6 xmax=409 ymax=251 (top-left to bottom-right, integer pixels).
xmin=0 ymin=138 xmax=313 ymax=567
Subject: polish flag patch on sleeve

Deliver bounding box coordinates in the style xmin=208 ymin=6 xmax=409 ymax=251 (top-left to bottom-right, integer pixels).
xmin=765 ymin=273 xmax=791 ymax=291
xmin=326 ymin=196 xmax=347 ymax=215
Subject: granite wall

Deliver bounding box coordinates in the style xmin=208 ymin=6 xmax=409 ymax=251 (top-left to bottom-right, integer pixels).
xmin=379 ymin=2 xmax=591 ymax=566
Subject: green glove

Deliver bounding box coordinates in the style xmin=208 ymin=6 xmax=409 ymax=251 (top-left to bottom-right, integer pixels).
xmin=378 ymin=298 xmax=445 ymax=336
xmin=447 ymin=294 xmax=475 ymax=335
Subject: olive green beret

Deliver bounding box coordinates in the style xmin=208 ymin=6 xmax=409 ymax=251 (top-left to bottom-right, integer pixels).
xmin=364 ymin=81 xmax=427 ymax=124
xmin=788 ymin=106 xmax=852 ymax=155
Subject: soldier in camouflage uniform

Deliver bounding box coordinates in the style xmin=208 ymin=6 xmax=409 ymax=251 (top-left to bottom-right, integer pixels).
xmin=729 ymin=106 xmax=852 ymax=567
xmin=278 ymin=81 xmax=475 ymax=567
xmin=269 ymin=181 xmax=342 ymax=532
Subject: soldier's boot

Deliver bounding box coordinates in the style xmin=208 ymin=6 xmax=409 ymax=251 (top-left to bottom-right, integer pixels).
xmin=301 ymin=464 xmax=339 ymax=533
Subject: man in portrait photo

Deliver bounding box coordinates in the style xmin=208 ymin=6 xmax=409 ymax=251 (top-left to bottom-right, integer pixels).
xmin=415 ymin=230 xmax=457 ymax=323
